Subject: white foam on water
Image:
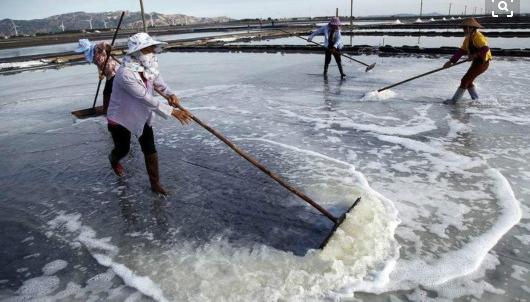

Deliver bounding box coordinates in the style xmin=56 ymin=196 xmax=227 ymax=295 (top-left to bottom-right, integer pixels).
xmin=468 ymin=95 xmax=501 ymax=108
xmin=471 ymin=113 xmax=530 ymax=126
xmin=363 ymin=168 xmax=521 ymax=293
xmin=211 ymin=37 xmax=240 ymax=43
xmin=361 ymin=90 xmax=397 ymax=102
xmin=123 ymin=192 xmax=400 ymax=301
xmin=14 ymin=276 xmax=60 ymax=298
xmin=336 ymin=105 xmax=437 ymax=137
xmin=41 ymin=139 xmax=402 ymax=302
xmin=376 ymin=134 xmax=482 ymax=170
xmin=406 ymin=253 xmax=504 ymax=301
xmin=8 ymin=265 xmax=137 ymax=301
xmin=135 ymin=189 xmax=399 ymax=301
xmin=446 ymin=115 xmax=472 ymax=138
xmin=158 ymin=74 xmax=525 ymax=299
xmin=92 ymin=254 xmax=170 ymax=302
xmin=510 ymin=265 xmax=529 ymax=282
xmin=42 ymin=259 xmax=68 ymax=276
xmin=0 ymin=60 xmax=45 ymax=70
xmin=278 ymin=106 xmax=437 ymax=137
xmin=43 ymin=202 xmax=400 ymax=301
xmin=46 ymin=212 xmax=168 ymax=302
xmin=514 ymin=235 xmax=530 ymax=245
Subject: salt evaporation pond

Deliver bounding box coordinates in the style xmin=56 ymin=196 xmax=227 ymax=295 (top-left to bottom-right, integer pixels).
xmin=230 ymin=35 xmax=530 ymax=49
xmin=0 ymin=30 xmax=253 ymax=59
xmin=0 ymin=52 xmax=528 ymax=301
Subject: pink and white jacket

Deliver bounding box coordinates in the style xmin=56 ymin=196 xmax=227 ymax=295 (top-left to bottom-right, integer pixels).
xmin=107 ymin=67 xmax=174 ymax=136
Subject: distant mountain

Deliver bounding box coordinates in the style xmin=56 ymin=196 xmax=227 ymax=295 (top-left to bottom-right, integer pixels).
xmin=0 ymin=11 xmax=232 ymax=37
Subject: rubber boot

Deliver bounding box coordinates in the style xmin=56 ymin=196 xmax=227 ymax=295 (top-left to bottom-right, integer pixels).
xmin=108 ymin=153 xmax=125 ymax=177
xmin=338 ymin=62 xmax=346 ymax=79
xmin=443 ymin=88 xmax=466 ymax=105
xmin=468 ymin=86 xmax=479 ymax=100
xmin=144 ymin=153 xmax=167 ymax=195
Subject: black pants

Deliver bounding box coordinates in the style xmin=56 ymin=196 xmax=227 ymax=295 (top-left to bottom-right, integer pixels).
xmin=324 ymin=49 xmax=343 ymax=74
xmin=102 ymin=76 xmax=114 ymax=112
xmin=108 ymin=123 xmax=157 ymax=161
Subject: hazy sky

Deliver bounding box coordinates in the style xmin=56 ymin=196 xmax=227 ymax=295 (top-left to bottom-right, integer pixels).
xmin=1 ymin=0 xmax=529 ymax=20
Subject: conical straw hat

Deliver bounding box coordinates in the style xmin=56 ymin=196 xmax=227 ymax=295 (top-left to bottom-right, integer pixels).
xmin=460 ymin=17 xmax=484 ymax=28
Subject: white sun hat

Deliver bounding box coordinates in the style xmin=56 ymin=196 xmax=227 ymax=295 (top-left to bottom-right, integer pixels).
xmin=126 ymin=32 xmax=167 ymax=54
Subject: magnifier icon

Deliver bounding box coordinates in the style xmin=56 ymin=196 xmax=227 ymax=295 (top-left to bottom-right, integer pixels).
xmin=498 ymin=1 xmax=509 ymax=12
xmin=491 ymin=0 xmax=514 ymax=17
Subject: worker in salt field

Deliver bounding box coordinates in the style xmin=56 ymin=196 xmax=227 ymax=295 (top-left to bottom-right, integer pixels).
xmin=75 ymin=39 xmax=119 ymax=112
xmin=443 ymin=18 xmax=492 ymax=104
xmin=308 ymin=16 xmax=346 ymax=79
xmin=106 ymin=32 xmax=192 ymax=195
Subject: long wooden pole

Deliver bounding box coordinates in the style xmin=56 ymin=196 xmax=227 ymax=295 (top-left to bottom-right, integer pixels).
xmin=91 ymin=11 xmax=125 ymax=109
xmin=173 ymin=103 xmax=339 ymax=224
xmin=277 ymin=28 xmax=376 ymax=72
xmin=139 ymin=0 xmax=147 ymax=32
xmin=377 ymin=59 xmax=471 ymax=92
xmin=350 ymin=0 xmax=353 ymax=46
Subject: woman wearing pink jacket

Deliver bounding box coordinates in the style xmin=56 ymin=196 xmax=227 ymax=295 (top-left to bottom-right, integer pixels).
xmin=106 ymin=33 xmax=192 ymax=195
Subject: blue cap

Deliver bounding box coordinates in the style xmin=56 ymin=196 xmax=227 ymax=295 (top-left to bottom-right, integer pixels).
xmin=75 ymin=39 xmax=96 ymax=63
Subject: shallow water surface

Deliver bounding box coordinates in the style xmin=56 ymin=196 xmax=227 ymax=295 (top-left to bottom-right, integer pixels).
xmin=230 ymin=35 xmax=530 ymax=49
xmin=0 ymin=52 xmax=528 ymax=301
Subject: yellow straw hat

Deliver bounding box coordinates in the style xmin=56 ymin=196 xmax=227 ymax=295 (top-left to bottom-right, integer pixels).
xmin=460 ymin=17 xmax=484 ymax=29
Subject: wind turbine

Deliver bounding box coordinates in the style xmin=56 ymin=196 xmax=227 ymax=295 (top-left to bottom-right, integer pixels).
xmin=103 ymin=19 xmax=108 ymax=29
xmin=150 ymin=13 xmax=154 ymax=27
xmin=10 ymin=20 xmax=20 ymax=36
xmin=59 ymin=20 xmax=65 ymax=32
xmin=84 ymin=17 xmax=93 ymax=30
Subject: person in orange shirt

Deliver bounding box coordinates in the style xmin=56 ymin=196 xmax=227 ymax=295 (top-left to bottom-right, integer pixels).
xmin=443 ymin=18 xmax=492 ymax=104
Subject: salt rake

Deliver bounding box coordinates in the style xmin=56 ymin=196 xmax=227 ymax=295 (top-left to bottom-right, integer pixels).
xmin=377 ymin=59 xmax=472 ymax=92
xmin=71 ymin=11 xmax=125 ymax=119
xmin=277 ymin=29 xmax=376 ymax=72
xmin=174 ymin=103 xmax=362 ymax=249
